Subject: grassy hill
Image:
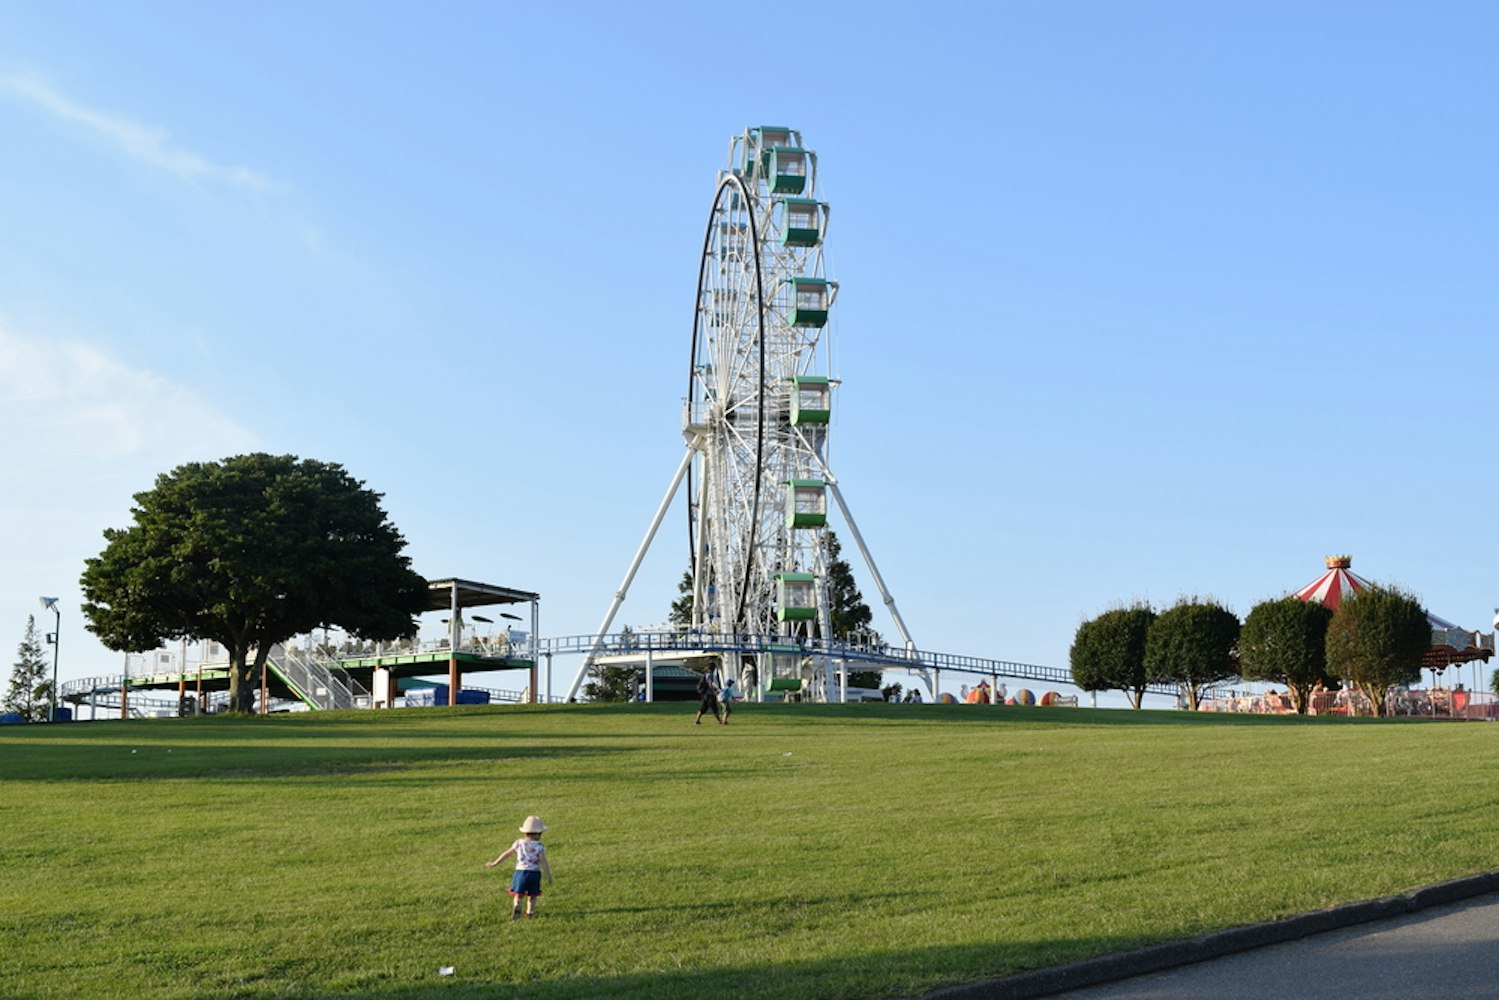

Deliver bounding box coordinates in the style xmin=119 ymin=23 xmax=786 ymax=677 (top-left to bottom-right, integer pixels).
xmin=3 ymin=703 xmax=1497 ymax=999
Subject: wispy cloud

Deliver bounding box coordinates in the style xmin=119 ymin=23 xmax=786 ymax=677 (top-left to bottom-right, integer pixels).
xmin=0 ymin=323 xmax=258 ymax=466
xmin=0 ymin=74 xmax=268 ymax=190
xmin=0 ymin=320 xmax=261 ymax=677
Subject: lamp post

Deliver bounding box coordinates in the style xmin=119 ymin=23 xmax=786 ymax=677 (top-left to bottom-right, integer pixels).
xmin=38 ymin=597 xmax=60 ymax=722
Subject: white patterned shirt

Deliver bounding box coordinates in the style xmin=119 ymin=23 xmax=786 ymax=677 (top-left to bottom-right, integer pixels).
xmin=511 ymin=838 xmax=547 ymax=871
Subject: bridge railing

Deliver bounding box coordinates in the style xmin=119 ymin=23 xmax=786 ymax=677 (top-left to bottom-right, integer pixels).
xmin=539 ymin=631 xmax=1195 ymax=698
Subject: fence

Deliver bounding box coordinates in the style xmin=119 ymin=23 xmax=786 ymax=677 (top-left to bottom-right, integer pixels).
xmin=1201 ymin=688 xmax=1499 ymax=719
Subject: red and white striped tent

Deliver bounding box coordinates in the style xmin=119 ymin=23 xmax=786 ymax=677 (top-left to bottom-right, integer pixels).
xmin=1294 ymin=555 xmax=1492 ymax=668
xmin=1293 ymin=555 xmax=1373 ymax=612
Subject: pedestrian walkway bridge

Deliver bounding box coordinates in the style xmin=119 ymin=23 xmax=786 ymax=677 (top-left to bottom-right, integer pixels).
xmin=60 ymin=630 xmax=1197 ymax=717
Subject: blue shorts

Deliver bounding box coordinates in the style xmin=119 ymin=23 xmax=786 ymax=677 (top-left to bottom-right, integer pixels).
xmin=509 ymin=869 xmax=542 ymax=898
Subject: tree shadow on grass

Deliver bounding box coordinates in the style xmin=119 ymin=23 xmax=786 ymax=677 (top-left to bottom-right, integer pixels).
xmin=565 ymin=888 xmax=931 ymax=920
xmin=0 ymin=742 xmax=622 ymax=782
xmin=244 ymin=912 xmax=1499 ymax=1000
xmin=240 ymin=934 xmax=1154 ymax=1000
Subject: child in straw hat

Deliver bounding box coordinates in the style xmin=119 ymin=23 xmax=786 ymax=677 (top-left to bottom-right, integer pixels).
xmin=486 ymin=815 xmax=554 ymax=919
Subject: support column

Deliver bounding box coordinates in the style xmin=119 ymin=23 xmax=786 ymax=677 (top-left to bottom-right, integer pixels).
xmin=448 ymin=582 xmax=461 ymax=706
xmin=373 ymin=666 xmax=393 ymax=709
xmin=528 ymin=664 xmax=537 ymax=704
xmin=645 ymin=647 xmax=654 ymax=703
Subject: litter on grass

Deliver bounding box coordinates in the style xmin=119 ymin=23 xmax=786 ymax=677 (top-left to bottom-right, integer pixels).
xmin=438 ymin=966 xmax=454 ymax=976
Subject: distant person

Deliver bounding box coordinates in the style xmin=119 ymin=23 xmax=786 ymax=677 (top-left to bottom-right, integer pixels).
xmin=719 ymin=677 xmax=736 ymax=724
xmin=694 ymin=665 xmax=723 ymax=725
xmin=485 ymin=815 xmax=554 ymax=919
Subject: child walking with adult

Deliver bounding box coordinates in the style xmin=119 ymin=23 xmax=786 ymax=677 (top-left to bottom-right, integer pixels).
xmin=719 ymin=677 xmax=736 ymax=724
xmin=485 ymin=815 xmax=553 ymax=919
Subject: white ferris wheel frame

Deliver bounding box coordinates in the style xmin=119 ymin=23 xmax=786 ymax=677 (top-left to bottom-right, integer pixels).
xmin=567 ymin=128 xmax=916 ymax=701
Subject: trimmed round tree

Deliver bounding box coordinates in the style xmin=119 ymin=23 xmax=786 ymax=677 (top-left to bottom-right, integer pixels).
xmin=1324 ymin=584 xmax=1430 ymax=717
xmin=1145 ymin=598 xmax=1240 ymax=711
xmin=81 ymin=454 xmax=429 ymax=713
xmin=1070 ymin=604 xmax=1156 ymax=709
xmin=1239 ymin=596 xmax=1334 ymax=714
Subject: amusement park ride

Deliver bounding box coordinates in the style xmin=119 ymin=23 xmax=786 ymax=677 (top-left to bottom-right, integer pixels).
xmin=565 ymin=126 xmax=924 ymax=704
xmin=50 ymin=127 xmax=1154 ymax=717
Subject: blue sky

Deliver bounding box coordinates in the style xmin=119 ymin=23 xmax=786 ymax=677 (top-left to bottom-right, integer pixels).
xmin=4 ymin=2 xmax=1496 ymax=703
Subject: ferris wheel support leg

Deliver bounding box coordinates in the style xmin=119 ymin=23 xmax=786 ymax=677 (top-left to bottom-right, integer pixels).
xmin=566 ymin=447 xmax=695 ymax=702
xmin=821 ymin=477 xmax=932 ymax=694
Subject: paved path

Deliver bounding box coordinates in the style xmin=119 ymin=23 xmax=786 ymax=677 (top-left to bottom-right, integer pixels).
xmin=920 ymin=875 xmax=1499 ymax=1000
xmin=1054 ymin=893 xmax=1499 ymax=999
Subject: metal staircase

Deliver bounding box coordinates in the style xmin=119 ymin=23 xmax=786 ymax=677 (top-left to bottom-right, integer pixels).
xmin=270 ymin=646 xmax=370 ymax=710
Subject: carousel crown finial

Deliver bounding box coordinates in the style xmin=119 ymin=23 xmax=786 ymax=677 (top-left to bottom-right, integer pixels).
xmin=1325 ymin=554 xmax=1352 ymax=569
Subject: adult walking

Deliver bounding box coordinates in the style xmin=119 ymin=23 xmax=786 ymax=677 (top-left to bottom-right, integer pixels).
xmin=693 ymin=664 xmax=723 ymax=725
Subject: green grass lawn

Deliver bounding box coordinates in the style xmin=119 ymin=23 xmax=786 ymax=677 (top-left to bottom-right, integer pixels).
xmin=3 ymin=703 xmax=1497 ymax=999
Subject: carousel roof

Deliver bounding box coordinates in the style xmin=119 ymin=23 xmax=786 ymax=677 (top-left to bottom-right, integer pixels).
xmin=1293 ymin=555 xmax=1370 ymax=611
xmin=1293 ymin=555 xmax=1492 ymax=668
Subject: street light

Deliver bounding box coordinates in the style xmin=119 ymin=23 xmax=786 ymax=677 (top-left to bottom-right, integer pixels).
xmin=38 ymin=597 xmax=59 ymax=722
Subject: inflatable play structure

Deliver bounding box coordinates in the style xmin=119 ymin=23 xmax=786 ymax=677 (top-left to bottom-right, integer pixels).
xmin=952 ymin=680 xmax=1077 ymax=707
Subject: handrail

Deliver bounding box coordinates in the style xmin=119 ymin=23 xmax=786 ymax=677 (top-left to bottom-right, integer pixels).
xmin=62 ymin=633 xmax=1213 ymax=709
xmin=273 ymin=646 xmax=365 ymax=710
xmin=534 ymin=631 xmax=1186 ymax=695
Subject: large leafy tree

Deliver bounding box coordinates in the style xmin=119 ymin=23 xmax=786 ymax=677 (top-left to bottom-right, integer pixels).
xmin=4 ymin=615 xmax=53 ymax=722
xmin=1070 ymin=604 xmax=1157 ymax=709
xmin=1145 ymin=598 xmax=1240 ymax=711
xmin=81 ymin=454 xmax=429 ymax=713
xmin=1239 ymin=596 xmax=1334 ymax=714
xmin=1325 ymin=584 xmax=1430 ymax=717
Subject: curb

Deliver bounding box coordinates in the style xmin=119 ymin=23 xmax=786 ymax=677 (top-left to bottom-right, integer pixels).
xmin=917 ymin=869 xmax=1499 ymax=1000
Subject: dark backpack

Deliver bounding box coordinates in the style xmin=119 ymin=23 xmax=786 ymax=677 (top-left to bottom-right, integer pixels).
xmin=696 ymin=673 xmax=710 ymax=695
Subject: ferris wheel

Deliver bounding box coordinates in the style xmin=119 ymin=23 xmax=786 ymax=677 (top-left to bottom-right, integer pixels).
xmin=568 ymin=126 xmax=917 ymax=702
xmin=684 ymin=126 xmax=835 ymax=636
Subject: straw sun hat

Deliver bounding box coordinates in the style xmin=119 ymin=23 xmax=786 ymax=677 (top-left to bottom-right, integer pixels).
xmin=519 ymin=815 xmax=548 ymax=834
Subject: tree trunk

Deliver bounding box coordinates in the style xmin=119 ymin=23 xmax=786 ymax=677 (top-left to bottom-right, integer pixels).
xmin=227 ymin=645 xmax=258 ymax=713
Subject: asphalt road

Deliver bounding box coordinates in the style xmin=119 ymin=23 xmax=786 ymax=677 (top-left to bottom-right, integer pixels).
xmin=1053 ymin=893 xmax=1499 ymax=999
